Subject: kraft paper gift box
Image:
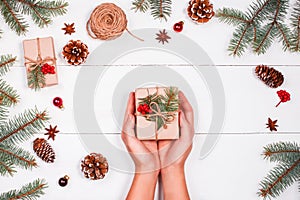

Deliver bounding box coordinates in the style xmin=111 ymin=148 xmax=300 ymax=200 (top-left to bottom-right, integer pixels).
xmin=23 ymin=37 xmax=58 ymax=88
xmin=135 ymin=87 xmax=179 ymax=140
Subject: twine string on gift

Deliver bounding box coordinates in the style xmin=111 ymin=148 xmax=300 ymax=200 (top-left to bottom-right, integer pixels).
xmin=24 ymin=38 xmax=56 ymax=72
xmin=86 ymin=3 xmax=143 ymax=41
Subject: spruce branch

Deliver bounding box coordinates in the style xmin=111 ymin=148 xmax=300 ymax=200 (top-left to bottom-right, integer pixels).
xmin=0 ymin=179 xmax=47 ymax=200
xmin=216 ymin=0 xmax=293 ymax=56
xmin=132 ymin=0 xmax=172 ymax=21
xmin=132 ymin=0 xmax=150 ymax=12
xmin=27 ymin=64 xmax=45 ymax=91
xmin=0 ymin=106 xmax=8 ymax=121
xmin=0 ymin=54 xmax=16 ymax=76
xmin=0 ymin=0 xmax=28 ymax=35
xmin=0 ymin=80 xmax=20 ymax=107
xmin=0 ymin=109 xmax=49 ymax=145
xmin=0 ymin=0 xmax=68 ymax=35
xmin=290 ymin=0 xmax=300 ymax=51
xmin=259 ymin=142 xmax=300 ymax=199
xmin=259 ymin=159 xmax=300 ymax=199
xmin=0 ymin=159 xmax=16 ymax=176
xmin=263 ymin=141 xmax=300 ymax=164
xmin=0 ymin=144 xmax=37 ymax=171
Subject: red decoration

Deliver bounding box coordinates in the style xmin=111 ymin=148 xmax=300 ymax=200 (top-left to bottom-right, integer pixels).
xmin=41 ymin=63 xmax=56 ymax=75
xmin=137 ymin=103 xmax=152 ymax=115
xmin=276 ymin=90 xmax=290 ymax=107
xmin=173 ymin=21 xmax=184 ymax=32
xmin=53 ymin=97 xmax=64 ymax=109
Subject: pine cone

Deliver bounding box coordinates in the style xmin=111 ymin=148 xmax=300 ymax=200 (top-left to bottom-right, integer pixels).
xmin=81 ymin=153 xmax=108 ymax=180
xmin=62 ymin=40 xmax=89 ymax=66
xmin=33 ymin=138 xmax=55 ymax=163
xmin=255 ymin=65 xmax=284 ymax=88
xmin=187 ymin=0 xmax=215 ymax=23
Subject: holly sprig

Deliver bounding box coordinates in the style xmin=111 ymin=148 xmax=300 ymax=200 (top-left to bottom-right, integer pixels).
xmin=137 ymin=87 xmax=179 ymax=131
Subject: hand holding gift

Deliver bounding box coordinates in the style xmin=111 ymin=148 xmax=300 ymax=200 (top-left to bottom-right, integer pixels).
xmin=122 ymin=88 xmax=194 ymax=200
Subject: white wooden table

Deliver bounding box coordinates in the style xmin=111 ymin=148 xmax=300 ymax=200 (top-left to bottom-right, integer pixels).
xmin=0 ymin=0 xmax=299 ymax=199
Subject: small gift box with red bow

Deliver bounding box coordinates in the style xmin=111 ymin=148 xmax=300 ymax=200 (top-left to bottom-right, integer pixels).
xmin=135 ymin=87 xmax=180 ymax=140
xmin=23 ymin=37 xmax=58 ymax=90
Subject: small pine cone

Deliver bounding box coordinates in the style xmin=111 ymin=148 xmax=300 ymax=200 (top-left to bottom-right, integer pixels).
xmin=33 ymin=138 xmax=55 ymax=163
xmin=81 ymin=153 xmax=108 ymax=180
xmin=255 ymin=65 xmax=284 ymax=88
xmin=62 ymin=40 xmax=89 ymax=66
xmin=187 ymin=0 xmax=215 ymax=23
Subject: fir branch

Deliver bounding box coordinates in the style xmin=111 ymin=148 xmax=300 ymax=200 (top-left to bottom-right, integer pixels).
xmin=290 ymin=0 xmax=300 ymax=51
xmin=0 ymin=144 xmax=37 ymax=171
xmin=150 ymin=0 xmax=172 ymax=21
xmin=0 ymin=179 xmax=47 ymax=200
xmin=0 ymin=159 xmax=15 ymax=176
xmin=0 ymin=0 xmax=68 ymax=35
xmin=15 ymin=0 xmax=68 ymax=28
xmin=263 ymin=141 xmax=300 ymax=164
xmin=0 ymin=80 xmax=19 ymax=107
xmin=0 ymin=106 xmax=8 ymax=121
xmin=0 ymin=0 xmax=28 ymax=35
xmin=132 ymin=0 xmax=150 ymax=12
xmin=27 ymin=64 xmax=45 ymax=91
xmin=217 ymin=0 xmax=293 ymax=56
xmin=0 ymin=109 xmax=49 ymax=145
xmin=0 ymin=55 xmax=16 ymax=77
xmin=258 ymin=159 xmax=300 ymax=199
xmin=216 ymin=8 xmax=249 ymax=26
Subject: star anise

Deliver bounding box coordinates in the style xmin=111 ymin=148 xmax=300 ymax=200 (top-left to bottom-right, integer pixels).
xmin=45 ymin=125 xmax=59 ymax=141
xmin=266 ymin=118 xmax=278 ymax=132
xmin=156 ymin=29 xmax=171 ymax=45
xmin=62 ymin=23 xmax=75 ymax=35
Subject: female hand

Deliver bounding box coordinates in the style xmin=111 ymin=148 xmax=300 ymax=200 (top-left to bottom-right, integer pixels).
xmin=158 ymin=91 xmax=195 ymax=169
xmin=121 ymin=92 xmax=160 ymax=173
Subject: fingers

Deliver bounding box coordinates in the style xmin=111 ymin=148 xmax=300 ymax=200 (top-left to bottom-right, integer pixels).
xmin=125 ymin=92 xmax=135 ymax=116
xmin=179 ymin=91 xmax=194 ymax=125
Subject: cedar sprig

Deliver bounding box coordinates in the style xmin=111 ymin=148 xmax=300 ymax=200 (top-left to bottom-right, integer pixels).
xmin=0 ymin=0 xmax=68 ymax=35
xmin=0 ymin=179 xmax=47 ymax=200
xmin=131 ymin=0 xmax=172 ymax=21
xmin=27 ymin=64 xmax=46 ymax=91
xmin=216 ymin=0 xmax=293 ymax=56
xmin=258 ymin=141 xmax=300 ymax=199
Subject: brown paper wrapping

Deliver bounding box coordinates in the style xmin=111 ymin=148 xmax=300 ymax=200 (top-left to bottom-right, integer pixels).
xmin=23 ymin=37 xmax=58 ymax=88
xmin=135 ymin=87 xmax=179 ymax=140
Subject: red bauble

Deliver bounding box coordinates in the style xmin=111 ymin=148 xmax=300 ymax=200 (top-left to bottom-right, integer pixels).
xmin=173 ymin=21 xmax=184 ymax=32
xmin=53 ymin=97 xmax=64 ymax=109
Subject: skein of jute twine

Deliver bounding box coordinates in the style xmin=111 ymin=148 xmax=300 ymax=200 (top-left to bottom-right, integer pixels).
xmin=86 ymin=3 xmax=143 ymax=41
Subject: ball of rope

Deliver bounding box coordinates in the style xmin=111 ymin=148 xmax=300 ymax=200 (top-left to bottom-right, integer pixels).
xmin=86 ymin=3 xmax=142 ymax=41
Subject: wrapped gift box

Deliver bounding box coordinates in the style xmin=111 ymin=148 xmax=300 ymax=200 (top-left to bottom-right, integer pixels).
xmin=135 ymin=87 xmax=179 ymax=140
xmin=23 ymin=37 xmax=58 ymax=89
